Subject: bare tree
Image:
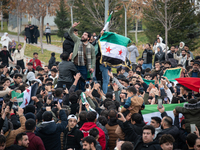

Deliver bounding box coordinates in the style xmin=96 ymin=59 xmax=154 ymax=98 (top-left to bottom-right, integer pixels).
xmin=143 ymin=0 xmax=192 ymax=57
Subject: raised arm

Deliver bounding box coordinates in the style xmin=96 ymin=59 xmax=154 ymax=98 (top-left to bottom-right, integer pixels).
xmin=68 ymin=22 xmax=81 ymax=43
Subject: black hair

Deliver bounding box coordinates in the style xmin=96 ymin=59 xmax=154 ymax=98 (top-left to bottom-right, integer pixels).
xmin=85 ymin=32 xmax=91 ymax=40
xmin=25 ymin=119 xmax=36 ymax=131
xmin=121 ymin=78 xmax=129 ymax=85
xmin=145 ymin=68 xmax=151 ymax=73
xmin=163 ymin=116 xmax=173 ymax=127
xmin=131 ymin=113 xmax=142 ymax=124
xmin=181 ymin=119 xmax=185 ymax=128
xmin=144 ymin=73 xmax=152 ymax=78
xmin=127 ymin=86 xmax=137 ymax=95
xmin=100 ymin=109 xmax=109 ymax=119
xmin=33 ymin=52 xmax=38 ymax=55
xmin=14 ymin=73 xmax=23 ymax=79
xmin=121 ymin=141 xmax=134 ymax=150
xmin=27 ymin=62 xmax=33 ymax=66
xmin=38 ymin=67 xmax=44 ymax=71
xmin=164 ymin=61 xmax=171 ymax=65
xmin=86 ymin=111 xmax=97 ymax=122
xmin=74 ymin=28 xmax=78 ymax=32
xmin=104 ymin=101 xmax=115 ymax=110
xmin=159 ymin=134 xmax=175 ymax=145
xmin=186 ymin=133 xmax=198 ymax=147
xmin=79 ymin=111 xmax=88 ymax=121
xmin=54 ymin=88 xmax=63 ymax=97
xmin=143 ymin=125 xmax=155 ymax=135
xmin=60 ymin=52 xmax=69 ymax=61
xmin=18 ymin=84 xmax=26 ymax=93
xmin=106 ymin=92 xmax=113 ymax=100
xmin=151 ymin=117 xmax=161 ymax=125
xmin=155 ymin=61 xmax=160 ymax=64
xmin=69 ymin=93 xmax=79 ymax=104
xmin=89 ymin=128 xmax=99 ymax=139
xmin=36 ymin=66 xmax=42 ymax=71
xmin=15 ymin=65 xmax=20 ymax=70
xmin=98 ymin=116 xmax=107 ymax=126
xmin=117 ymin=67 xmax=122 ymax=74
xmin=38 ymin=76 xmax=44 ymax=82
xmin=177 ymin=64 xmax=183 ymax=67
xmin=42 ymin=111 xmax=52 ymax=121
xmin=16 ymin=132 xmax=27 ymax=144
xmin=2 ymin=78 xmax=11 ymax=83
xmin=3 ymin=46 xmax=7 ymax=48
xmin=0 ymin=135 xmax=6 ymax=145
xmin=181 ymin=49 xmax=186 ymax=52
xmin=108 ymin=109 xmax=117 ymax=119
xmin=82 ymin=136 xmax=96 ymax=147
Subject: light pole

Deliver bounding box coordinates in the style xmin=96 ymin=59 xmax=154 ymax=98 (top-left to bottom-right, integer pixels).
xmin=1 ymin=2 xmax=2 ymax=31
xmin=122 ymin=0 xmax=130 ymax=37
xmin=67 ymin=0 xmax=75 ymax=26
xmin=105 ymin=0 xmax=109 ymax=31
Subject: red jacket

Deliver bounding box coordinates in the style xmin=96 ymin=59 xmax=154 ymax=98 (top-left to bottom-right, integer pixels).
xmin=80 ymin=122 xmax=106 ymax=150
xmin=29 ymin=59 xmax=42 ymax=70
xmin=26 ymin=132 xmax=45 ymax=150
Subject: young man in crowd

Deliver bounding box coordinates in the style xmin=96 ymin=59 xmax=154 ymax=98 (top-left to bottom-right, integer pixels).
xmin=29 ymin=52 xmax=42 ymax=70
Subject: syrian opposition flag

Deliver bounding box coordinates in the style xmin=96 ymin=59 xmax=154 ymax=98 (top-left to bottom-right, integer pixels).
xmin=11 ymin=83 xmax=38 ymax=108
xmin=99 ymin=32 xmax=131 ymax=66
xmin=142 ymin=103 xmax=184 ymax=125
xmin=176 ymin=77 xmax=200 ymax=92
xmin=103 ymin=11 xmax=113 ymax=31
xmin=80 ymin=92 xmax=96 ymax=112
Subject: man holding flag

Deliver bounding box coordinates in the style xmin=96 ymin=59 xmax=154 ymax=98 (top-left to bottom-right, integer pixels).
xmin=68 ymin=22 xmax=96 ymax=91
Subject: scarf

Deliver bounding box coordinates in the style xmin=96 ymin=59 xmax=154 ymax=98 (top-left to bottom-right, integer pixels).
xmin=78 ymin=42 xmax=92 ymax=69
xmin=179 ymin=42 xmax=185 ymax=49
xmin=156 ymin=46 xmax=164 ymax=60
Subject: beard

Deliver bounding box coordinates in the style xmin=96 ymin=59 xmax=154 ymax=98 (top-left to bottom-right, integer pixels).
xmin=182 ymin=54 xmax=186 ymax=57
xmin=193 ymin=67 xmax=199 ymax=72
xmin=81 ymin=37 xmax=88 ymax=42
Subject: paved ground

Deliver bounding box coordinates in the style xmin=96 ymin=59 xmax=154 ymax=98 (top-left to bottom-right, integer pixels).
xmin=0 ymin=33 xmax=63 ymax=54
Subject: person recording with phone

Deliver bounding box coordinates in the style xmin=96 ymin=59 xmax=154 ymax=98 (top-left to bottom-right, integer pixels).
xmin=29 ymin=52 xmax=42 ymax=70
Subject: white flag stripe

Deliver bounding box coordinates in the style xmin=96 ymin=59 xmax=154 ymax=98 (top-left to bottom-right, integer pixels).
xmin=19 ymin=87 xmax=32 ymax=108
xmin=143 ymin=111 xmax=183 ymax=125
xmin=100 ymin=41 xmax=127 ymax=61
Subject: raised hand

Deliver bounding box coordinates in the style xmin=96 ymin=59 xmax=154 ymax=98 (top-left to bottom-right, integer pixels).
xmin=72 ymin=22 xmax=80 ymax=28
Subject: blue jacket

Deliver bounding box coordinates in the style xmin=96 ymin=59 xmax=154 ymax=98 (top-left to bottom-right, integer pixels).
xmin=35 ymin=110 xmax=68 ymax=150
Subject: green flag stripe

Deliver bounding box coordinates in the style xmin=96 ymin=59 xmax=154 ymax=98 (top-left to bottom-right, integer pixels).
xmin=141 ymin=103 xmax=185 ymax=115
xmin=100 ymin=32 xmax=131 ymax=47
xmin=106 ymin=13 xmax=112 ymax=22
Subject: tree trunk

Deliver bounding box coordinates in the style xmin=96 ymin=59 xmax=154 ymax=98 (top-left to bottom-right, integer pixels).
xmin=165 ymin=0 xmax=168 ymax=59
xmin=39 ymin=17 xmax=43 ymax=54
xmin=135 ymin=19 xmax=138 ymax=44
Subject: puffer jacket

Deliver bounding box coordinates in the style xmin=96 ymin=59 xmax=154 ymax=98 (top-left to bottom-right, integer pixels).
xmin=175 ymin=102 xmax=200 ymax=133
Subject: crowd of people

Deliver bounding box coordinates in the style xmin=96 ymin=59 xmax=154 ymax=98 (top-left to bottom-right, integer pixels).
xmin=0 ymin=21 xmax=198 ymax=150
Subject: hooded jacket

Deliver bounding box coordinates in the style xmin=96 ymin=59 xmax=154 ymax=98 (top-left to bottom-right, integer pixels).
xmin=80 ymin=122 xmax=106 ymax=150
xmin=35 ymin=110 xmax=68 ymax=150
xmin=154 ymin=46 xmax=165 ymax=65
xmin=33 ymin=26 xmax=40 ymax=38
xmin=63 ymin=32 xmax=74 ymax=54
xmin=26 ymin=132 xmax=45 ymax=150
xmin=175 ymin=103 xmax=200 ymax=133
xmin=1 ymin=32 xmax=12 ymax=50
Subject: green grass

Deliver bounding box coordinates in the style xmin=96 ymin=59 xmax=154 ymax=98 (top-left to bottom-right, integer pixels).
xmin=42 ymin=35 xmax=63 ymax=42
xmin=0 ymin=21 xmax=18 ymax=35
xmin=14 ymin=43 xmax=61 ymax=65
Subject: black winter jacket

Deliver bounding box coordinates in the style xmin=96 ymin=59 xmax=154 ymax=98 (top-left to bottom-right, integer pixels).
xmin=142 ymin=49 xmax=154 ymax=64
xmin=63 ymin=126 xmax=83 ymax=150
xmin=35 ymin=110 xmax=68 ymax=150
xmin=122 ymin=121 xmax=161 ymax=150
xmin=63 ymin=32 xmax=74 ymax=54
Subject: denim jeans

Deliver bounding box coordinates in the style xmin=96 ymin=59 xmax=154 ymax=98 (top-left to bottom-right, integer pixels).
xmin=99 ymin=64 xmax=111 ymax=94
xmin=142 ymin=63 xmax=152 ymax=70
xmin=76 ymin=66 xmax=87 ymax=91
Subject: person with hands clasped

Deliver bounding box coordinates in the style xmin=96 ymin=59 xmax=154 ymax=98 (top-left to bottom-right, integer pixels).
xmin=117 ymin=112 xmax=161 ymax=150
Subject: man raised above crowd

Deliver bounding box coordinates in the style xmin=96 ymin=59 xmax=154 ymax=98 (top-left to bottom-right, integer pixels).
xmin=68 ymin=22 xmax=96 ymax=91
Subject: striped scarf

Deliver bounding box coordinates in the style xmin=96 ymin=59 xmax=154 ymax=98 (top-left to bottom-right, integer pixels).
xmin=78 ymin=42 xmax=92 ymax=69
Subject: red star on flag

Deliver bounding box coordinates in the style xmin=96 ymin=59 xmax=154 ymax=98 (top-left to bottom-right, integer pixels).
xmin=179 ymin=115 xmax=185 ymax=123
xmin=144 ymin=121 xmax=149 ymax=125
xmin=106 ymin=46 xmax=112 ymax=53
xmin=118 ymin=49 xmax=122 ymax=55
xmin=26 ymin=89 xmax=30 ymax=94
xmin=25 ymin=98 xmax=28 ymax=105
